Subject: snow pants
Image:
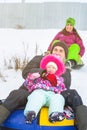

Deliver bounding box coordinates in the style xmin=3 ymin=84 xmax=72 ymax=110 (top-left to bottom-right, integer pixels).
xmin=3 ymin=84 xmax=29 ymax=111
xmin=76 ymin=105 xmax=87 ymax=130
xmin=61 ymin=89 xmax=83 ymax=114
xmin=24 ymin=89 xmax=65 ymax=117
xmin=0 ymin=84 xmax=29 ymax=124
xmin=67 ymin=44 xmax=81 ymax=63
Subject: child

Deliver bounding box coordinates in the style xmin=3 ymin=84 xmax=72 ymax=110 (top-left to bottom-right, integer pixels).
xmin=24 ymin=54 xmax=66 ymax=124
xmin=47 ymin=17 xmax=85 ymax=69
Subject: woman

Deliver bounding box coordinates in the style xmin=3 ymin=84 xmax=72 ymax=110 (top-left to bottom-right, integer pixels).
xmin=47 ymin=17 xmax=85 ymax=69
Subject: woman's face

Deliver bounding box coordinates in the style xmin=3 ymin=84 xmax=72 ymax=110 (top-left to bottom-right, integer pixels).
xmin=65 ymin=24 xmax=74 ymax=32
xmin=52 ymin=46 xmax=66 ymax=62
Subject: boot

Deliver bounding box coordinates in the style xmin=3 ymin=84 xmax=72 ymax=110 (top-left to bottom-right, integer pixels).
xmin=26 ymin=111 xmax=36 ymax=124
xmin=76 ymin=105 xmax=87 ymax=130
xmin=0 ymin=105 xmax=10 ymax=124
xmin=65 ymin=59 xmax=77 ymax=69
xmin=49 ymin=112 xmax=65 ymax=123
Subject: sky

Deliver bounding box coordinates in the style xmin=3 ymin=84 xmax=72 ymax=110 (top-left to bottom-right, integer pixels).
xmin=0 ymin=0 xmax=86 ymax=3
xmin=0 ymin=28 xmax=87 ymax=106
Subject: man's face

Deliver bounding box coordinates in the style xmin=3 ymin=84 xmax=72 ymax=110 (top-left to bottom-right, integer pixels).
xmin=52 ymin=46 xmax=66 ymax=62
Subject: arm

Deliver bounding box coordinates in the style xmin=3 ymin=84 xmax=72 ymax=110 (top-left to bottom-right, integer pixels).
xmin=22 ymin=55 xmax=45 ymax=79
xmin=75 ymin=35 xmax=85 ymax=57
xmin=47 ymin=32 xmax=61 ymax=51
xmin=62 ymin=69 xmax=71 ymax=89
xmin=24 ymin=72 xmax=40 ymax=86
xmin=42 ymin=73 xmax=57 ymax=86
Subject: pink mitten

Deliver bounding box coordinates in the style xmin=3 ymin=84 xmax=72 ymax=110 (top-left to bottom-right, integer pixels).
xmin=29 ymin=72 xmax=40 ymax=80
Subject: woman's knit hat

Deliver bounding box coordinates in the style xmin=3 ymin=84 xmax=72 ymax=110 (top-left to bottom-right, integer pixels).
xmin=66 ymin=17 xmax=75 ymax=26
xmin=50 ymin=40 xmax=68 ymax=58
xmin=40 ymin=54 xmax=65 ymax=76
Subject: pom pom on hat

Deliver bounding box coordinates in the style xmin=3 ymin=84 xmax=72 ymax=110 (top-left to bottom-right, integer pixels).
xmin=66 ymin=17 xmax=75 ymax=26
xmin=40 ymin=54 xmax=66 ymax=76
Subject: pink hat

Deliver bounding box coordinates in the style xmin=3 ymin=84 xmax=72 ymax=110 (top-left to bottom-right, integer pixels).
xmin=40 ymin=54 xmax=66 ymax=76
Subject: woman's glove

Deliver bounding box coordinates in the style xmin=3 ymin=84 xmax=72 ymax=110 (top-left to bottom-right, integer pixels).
xmin=42 ymin=73 xmax=57 ymax=86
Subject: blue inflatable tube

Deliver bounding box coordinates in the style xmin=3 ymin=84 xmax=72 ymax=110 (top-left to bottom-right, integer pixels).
xmin=1 ymin=109 xmax=77 ymax=130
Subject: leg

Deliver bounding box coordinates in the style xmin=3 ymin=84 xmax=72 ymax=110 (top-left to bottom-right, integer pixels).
xmin=3 ymin=84 xmax=29 ymax=111
xmin=48 ymin=92 xmax=65 ymax=122
xmin=61 ymin=89 xmax=87 ymax=130
xmin=66 ymin=44 xmax=81 ymax=69
xmin=49 ymin=93 xmax=65 ymax=114
xmin=67 ymin=44 xmax=80 ymax=63
xmin=0 ymin=84 xmax=29 ymax=124
xmin=61 ymin=89 xmax=83 ymax=114
xmin=76 ymin=105 xmax=87 ymax=130
xmin=24 ymin=89 xmax=46 ymax=116
xmin=24 ymin=89 xmax=46 ymax=123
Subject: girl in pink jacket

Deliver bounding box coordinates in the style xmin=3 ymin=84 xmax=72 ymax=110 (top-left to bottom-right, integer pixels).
xmin=24 ymin=54 xmax=66 ymax=124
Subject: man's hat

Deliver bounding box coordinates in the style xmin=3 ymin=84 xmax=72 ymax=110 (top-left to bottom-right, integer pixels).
xmin=51 ymin=40 xmax=68 ymax=58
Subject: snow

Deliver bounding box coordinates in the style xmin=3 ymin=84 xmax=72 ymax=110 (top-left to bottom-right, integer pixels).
xmin=0 ymin=28 xmax=87 ymax=105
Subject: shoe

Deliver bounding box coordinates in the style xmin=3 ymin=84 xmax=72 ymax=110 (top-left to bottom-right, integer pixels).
xmin=26 ymin=111 xmax=36 ymax=124
xmin=49 ymin=112 xmax=65 ymax=123
xmin=65 ymin=60 xmax=76 ymax=69
xmin=72 ymin=60 xmax=84 ymax=69
xmin=0 ymin=100 xmax=2 ymax=104
xmin=64 ymin=107 xmax=74 ymax=119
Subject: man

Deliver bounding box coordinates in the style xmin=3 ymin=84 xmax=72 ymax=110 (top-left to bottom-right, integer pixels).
xmin=0 ymin=41 xmax=87 ymax=130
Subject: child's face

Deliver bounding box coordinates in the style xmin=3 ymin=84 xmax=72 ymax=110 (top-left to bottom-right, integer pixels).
xmin=46 ymin=65 xmax=57 ymax=74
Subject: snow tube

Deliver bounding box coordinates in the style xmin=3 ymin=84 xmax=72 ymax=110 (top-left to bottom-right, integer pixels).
xmin=1 ymin=107 xmax=77 ymax=130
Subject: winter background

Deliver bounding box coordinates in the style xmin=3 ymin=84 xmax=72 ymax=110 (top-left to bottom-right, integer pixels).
xmin=0 ymin=28 xmax=87 ymax=106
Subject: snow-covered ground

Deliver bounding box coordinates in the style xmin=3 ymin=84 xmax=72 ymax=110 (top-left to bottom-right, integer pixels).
xmin=0 ymin=28 xmax=87 ymax=105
